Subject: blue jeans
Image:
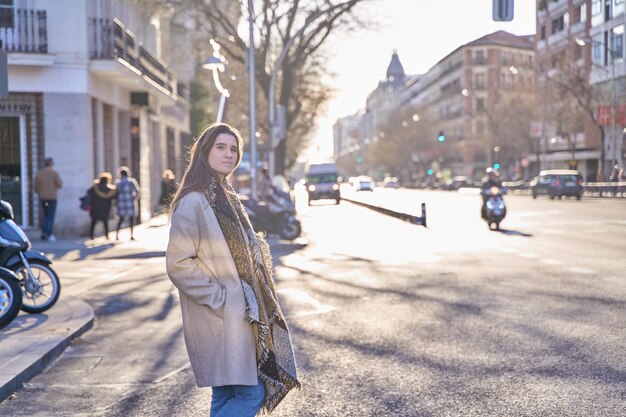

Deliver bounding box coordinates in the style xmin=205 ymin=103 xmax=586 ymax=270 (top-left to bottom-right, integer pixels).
xmin=210 ymin=379 xmax=265 ymax=417
xmin=40 ymin=200 xmax=57 ymax=237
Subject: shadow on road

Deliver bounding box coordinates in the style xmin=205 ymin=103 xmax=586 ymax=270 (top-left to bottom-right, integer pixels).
xmin=97 ymin=251 xmax=166 ymax=260
xmin=494 ymin=228 xmax=533 ymax=237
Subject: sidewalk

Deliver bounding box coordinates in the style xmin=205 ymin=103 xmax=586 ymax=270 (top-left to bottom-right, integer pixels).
xmin=0 ymin=215 xmax=169 ymax=403
xmin=0 ymin=214 xmax=307 ymax=403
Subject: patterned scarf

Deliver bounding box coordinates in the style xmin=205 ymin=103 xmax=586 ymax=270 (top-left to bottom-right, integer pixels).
xmin=204 ymin=177 xmax=301 ymax=414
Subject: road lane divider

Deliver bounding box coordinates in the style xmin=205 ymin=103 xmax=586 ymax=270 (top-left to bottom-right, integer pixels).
xmin=341 ymin=197 xmax=427 ymax=227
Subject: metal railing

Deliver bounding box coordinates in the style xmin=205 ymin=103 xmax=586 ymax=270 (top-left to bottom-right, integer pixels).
xmin=503 ymin=180 xmax=626 ymax=197
xmin=0 ymin=8 xmax=48 ymax=53
xmin=88 ymin=17 xmax=176 ymax=94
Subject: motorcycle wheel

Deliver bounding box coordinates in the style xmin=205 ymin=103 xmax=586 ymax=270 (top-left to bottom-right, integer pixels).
xmin=13 ymin=261 xmax=61 ymax=313
xmin=279 ymin=219 xmax=302 ymax=241
xmin=0 ymin=274 xmax=22 ymax=329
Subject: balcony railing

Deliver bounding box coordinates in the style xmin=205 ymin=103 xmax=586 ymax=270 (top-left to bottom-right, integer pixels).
xmin=0 ymin=8 xmax=48 ymax=53
xmin=89 ymin=17 xmax=176 ymax=95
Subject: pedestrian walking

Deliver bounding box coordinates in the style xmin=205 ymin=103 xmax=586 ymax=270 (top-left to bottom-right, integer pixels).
xmin=114 ymin=167 xmax=139 ymax=240
xmin=86 ymin=172 xmax=116 ymax=240
xmin=34 ymin=157 xmax=63 ymax=242
xmin=165 ymin=123 xmax=300 ymax=416
xmin=159 ymin=169 xmax=176 ymax=211
xmin=258 ymin=166 xmax=272 ymax=202
xmin=610 ymin=164 xmax=621 ymax=197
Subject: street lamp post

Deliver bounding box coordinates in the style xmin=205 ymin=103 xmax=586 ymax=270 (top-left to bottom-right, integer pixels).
xmin=576 ymin=37 xmax=619 ymax=180
xmin=247 ymin=0 xmax=257 ymax=199
xmin=203 ymin=39 xmax=230 ymax=123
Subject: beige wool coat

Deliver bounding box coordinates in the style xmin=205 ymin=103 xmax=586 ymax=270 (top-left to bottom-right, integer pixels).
xmin=166 ymin=191 xmax=258 ymax=387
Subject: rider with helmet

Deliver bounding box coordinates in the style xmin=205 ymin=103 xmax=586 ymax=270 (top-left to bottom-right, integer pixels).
xmin=481 ymin=167 xmax=502 ymax=218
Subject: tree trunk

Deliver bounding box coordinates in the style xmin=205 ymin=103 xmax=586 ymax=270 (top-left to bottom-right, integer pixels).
xmin=274 ymin=139 xmax=286 ymax=176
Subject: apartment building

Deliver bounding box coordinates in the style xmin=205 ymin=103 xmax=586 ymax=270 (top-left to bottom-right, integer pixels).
xmin=536 ymin=0 xmax=626 ymax=180
xmin=404 ymin=30 xmax=535 ymax=178
xmin=0 ymin=0 xmax=194 ymax=235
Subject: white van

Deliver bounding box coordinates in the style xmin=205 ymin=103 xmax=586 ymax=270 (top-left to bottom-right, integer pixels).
xmin=304 ymin=162 xmax=340 ymax=205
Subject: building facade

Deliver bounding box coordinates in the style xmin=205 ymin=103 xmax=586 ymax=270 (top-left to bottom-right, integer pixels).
xmin=0 ymin=0 xmax=193 ymax=235
xmin=536 ymin=0 xmax=626 ymax=180
xmin=334 ymin=31 xmax=536 ymax=182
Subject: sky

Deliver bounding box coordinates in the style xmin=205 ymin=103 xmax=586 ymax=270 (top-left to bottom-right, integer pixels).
xmin=307 ymin=0 xmax=538 ymax=158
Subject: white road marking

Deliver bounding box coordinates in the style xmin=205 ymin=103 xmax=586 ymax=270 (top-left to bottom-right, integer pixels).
xmin=565 ymin=266 xmax=597 ymax=274
xmin=278 ymin=288 xmax=335 ymax=316
xmin=541 ymin=259 xmax=563 ymax=265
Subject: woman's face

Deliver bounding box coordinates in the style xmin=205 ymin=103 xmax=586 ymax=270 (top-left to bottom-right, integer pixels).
xmin=208 ymin=133 xmax=238 ymax=180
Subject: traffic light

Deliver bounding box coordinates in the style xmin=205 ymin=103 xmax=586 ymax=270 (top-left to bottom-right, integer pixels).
xmin=493 ymin=163 xmax=501 ymax=170
xmin=493 ymin=0 xmax=514 ymax=22
xmin=355 ymin=155 xmax=363 ymax=164
xmin=427 ymin=168 xmax=434 ymax=175
xmin=437 ymin=131 xmax=446 ymax=142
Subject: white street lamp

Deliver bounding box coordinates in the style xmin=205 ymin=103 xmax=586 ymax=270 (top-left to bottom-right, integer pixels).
xmin=203 ymin=39 xmax=230 ymax=123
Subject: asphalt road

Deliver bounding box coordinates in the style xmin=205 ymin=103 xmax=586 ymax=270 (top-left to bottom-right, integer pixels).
xmin=1 ymin=188 xmax=625 ymax=416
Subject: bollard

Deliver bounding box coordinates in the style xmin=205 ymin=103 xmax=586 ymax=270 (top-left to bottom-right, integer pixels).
xmin=420 ymin=203 xmax=427 ymax=227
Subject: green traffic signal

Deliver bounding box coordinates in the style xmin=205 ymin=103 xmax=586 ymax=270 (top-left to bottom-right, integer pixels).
xmin=493 ymin=163 xmax=501 ymax=170
xmin=356 ymin=156 xmax=363 ymax=164
xmin=437 ymin=131 xmax=445 ymax=142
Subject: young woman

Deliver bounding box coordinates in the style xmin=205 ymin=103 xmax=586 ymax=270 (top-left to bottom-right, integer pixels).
xmin=86 ymin=172 xmax=116 ymax=240
xmin=159 ymin=169 xmax=177 ymax=211
xmin=114 ymin=167 xmax=140 ymax=240
xmin=165 ymin=123 xmax=300 ymax=416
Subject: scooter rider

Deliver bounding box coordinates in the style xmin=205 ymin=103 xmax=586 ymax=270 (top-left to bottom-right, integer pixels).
xmin=481 ymin=167 xmax=501 ymax=219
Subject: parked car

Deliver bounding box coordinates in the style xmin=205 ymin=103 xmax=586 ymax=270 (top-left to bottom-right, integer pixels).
xmin=530 ymin=169 xmax=583 ymax=200
xmin=381 ymin=176 xmax=400 ymax=188
xmin=352 ymin=175 xmax=375 ymax=191
xmin=443 ymin=176 xmax=474 ymax=191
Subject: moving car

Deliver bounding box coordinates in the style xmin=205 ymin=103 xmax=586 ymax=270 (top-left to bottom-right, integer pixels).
xmin=305 ymin=162 xmax=341 ymax=204
xmin=443 ymin=176 xmax=474 ymax=191
xmin=530 ymin=169 xmax=583 ymax=200
xmin=352 ymin=175 xmax=375 ymax=191
xmin=381 ymin=176 xmax=400 ymax=188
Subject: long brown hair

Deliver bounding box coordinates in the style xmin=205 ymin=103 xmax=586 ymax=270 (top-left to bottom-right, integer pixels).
xmin=169 ymin=123 xmax=243 ymax=213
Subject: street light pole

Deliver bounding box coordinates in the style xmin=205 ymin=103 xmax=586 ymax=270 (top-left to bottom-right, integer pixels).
xmin=247 ymin=0 xmax=257 ymax=199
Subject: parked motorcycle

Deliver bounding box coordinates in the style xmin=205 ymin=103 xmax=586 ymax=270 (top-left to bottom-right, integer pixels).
xmin=0 ymin=266 xmax=22 ymax=329
xmin=0 ymin=200 xmax=61 ymax=313
xmin=482 ymin=186 xmax=507 ymax=230
xmin=242 ymin=186 xmax=302 ymax=241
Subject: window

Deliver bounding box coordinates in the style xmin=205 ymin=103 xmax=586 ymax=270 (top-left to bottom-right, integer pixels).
xmin=476 ymin=98 xmax=485 ymax=112
xmin=592 ymin=34 xmax=603 ymax=65
xmin=477 ymin=121 xmax=485 ymax=136
xmin=551 ymin=15 xmax=565 ymax=34
xmin=474 ymin=50 xmax=485 ymax=64
xmin=540 ymin=25 xmax=546 ymax=40
xmin=474 ymin=73 xmax=485 ymax=89
xmin=573 ymin=4 xmax=586 ymax=23
xmin=0 ymin=0 xmax=13 ymax=28
xmin=611 ymin=25 xmax=624 ymax=60
xmin=592 ymin=0 xmax=603 ymax=15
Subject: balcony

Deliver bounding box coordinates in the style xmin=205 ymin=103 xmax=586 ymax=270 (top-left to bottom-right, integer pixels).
xmin=88 ymin=17 xmax=178 ymax=100
xmin=0 ymin=8 xmax=48 ymax=53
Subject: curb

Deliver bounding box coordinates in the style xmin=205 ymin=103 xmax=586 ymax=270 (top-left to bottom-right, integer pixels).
xmin=0 ymin=299 xmax=95 ymax=403
xmin=341 ymin=197 xmax=427 ymax=227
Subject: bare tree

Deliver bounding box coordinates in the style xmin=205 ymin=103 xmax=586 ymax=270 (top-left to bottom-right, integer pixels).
xmin=539 ymin=44 xmax=610 ymax=179
xmin=177 ymin=0 xmax=370 ymax=174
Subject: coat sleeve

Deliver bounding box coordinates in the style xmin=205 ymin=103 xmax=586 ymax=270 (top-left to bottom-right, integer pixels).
xmin=166 ymin=195 xmax=226 ymax=314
